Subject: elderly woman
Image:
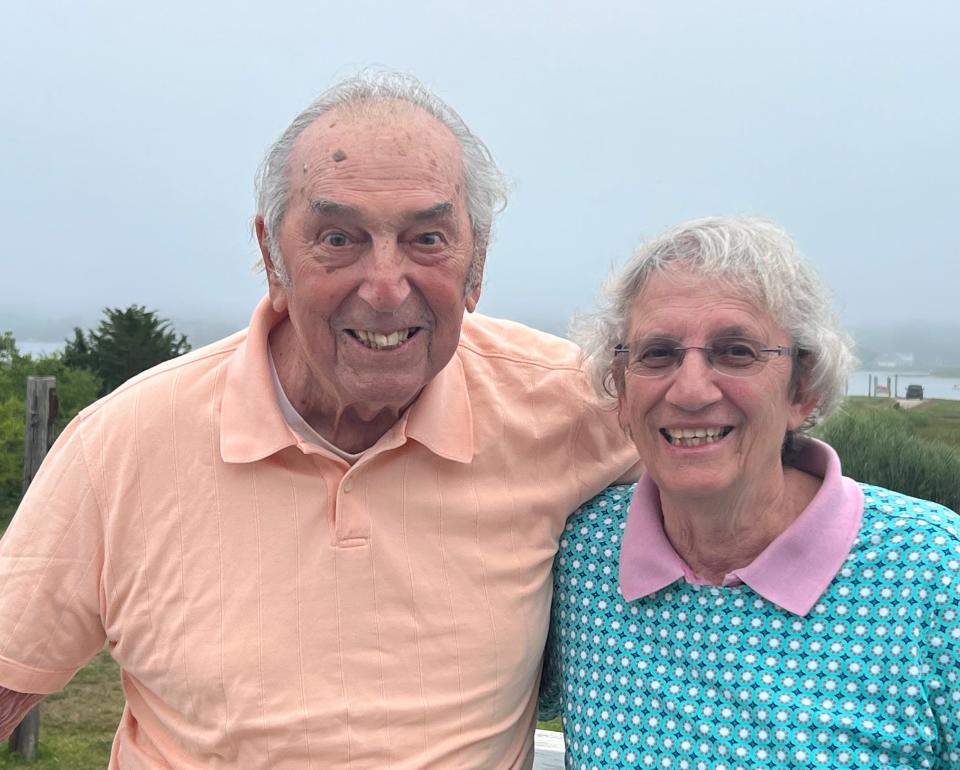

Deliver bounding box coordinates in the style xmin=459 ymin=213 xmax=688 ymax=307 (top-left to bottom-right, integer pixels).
xmin=539 ymin=217 xmax=959 ymax=768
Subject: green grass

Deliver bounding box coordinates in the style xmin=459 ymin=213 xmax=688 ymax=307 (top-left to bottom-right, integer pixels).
xmin=0 ymin=651 xmax=123 ymax=769
xmin=0 ymin=499 xmax=14 ymax=534
xmin=834 ymin=397 xmax=960 ymax=453
xmin=537 ymin=718 xmax=563 ymax=731
xmin=816 ymin=398 xmax=960 ymax=511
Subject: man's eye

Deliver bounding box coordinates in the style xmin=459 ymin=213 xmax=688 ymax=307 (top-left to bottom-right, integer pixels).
xmin=320 ymin=231 xmax=351 ymax=247
xmin=414 ymin=232 xmax=444 ymax=247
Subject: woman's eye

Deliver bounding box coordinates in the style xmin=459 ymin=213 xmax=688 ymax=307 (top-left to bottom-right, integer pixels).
xmin=715 ymin=340 xmax=758 ymax=361
xmin=320 ymin=231 xmax=351 ymax=247
xmin=639 ymin=346 xmax=677 ymax=366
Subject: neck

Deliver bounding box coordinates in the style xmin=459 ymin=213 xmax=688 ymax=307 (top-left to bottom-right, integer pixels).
xmin=269 ymin=328 xmax=410 ymax=454
xmin=660 ymin=466 xmax=819 ymax=584
xmin=306 ymin=403 xmax=404 ymax=454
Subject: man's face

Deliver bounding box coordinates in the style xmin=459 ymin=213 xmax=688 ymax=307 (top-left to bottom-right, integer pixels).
xmin=260 ymin=103 xmax=480 ymax=424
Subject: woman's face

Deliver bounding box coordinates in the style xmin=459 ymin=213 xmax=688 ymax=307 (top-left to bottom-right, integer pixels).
xmin=617 ymin=268 xmax=815 ymax=504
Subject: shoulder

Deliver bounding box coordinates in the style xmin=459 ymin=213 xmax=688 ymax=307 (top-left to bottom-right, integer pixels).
xmin=559 ymin=483 xmax=635 ymax=552
xmin=458 ymin=312 xmax=583 ymax=372
xmin=75 ymin=329 xmax=245 ymax=424
xmin=852 ymin=483 xmax=960 ymax=585
xmin=859 ymin=483 xmax=960 ymax=540
xmin=554 ymin=485 xmax=635 ymax=610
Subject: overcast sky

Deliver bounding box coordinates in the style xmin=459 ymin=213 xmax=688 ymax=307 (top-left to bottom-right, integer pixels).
xmin=2 ymin=1 xmax=958 ymax=345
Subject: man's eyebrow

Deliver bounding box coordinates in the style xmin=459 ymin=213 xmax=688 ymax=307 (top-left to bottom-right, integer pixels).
xmin=309 ymin=198 xmax=359 ymax=216
xmin=407 ymin=202 xmax=454 ymax=222
xmin=308 ymin=200 xmax=455 ymax=224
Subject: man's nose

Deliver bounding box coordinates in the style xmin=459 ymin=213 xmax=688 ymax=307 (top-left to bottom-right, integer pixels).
xmin=356 ymin=240 xmax=412 ymax=311
xmin=664 ymin=349 xmax=723 ymax=411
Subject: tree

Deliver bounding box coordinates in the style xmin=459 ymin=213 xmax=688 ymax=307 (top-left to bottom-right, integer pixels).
xmin=0 ymin=334 xmax=100 ymax=523
xmin=63 ymin=306 xmax=191 ymax=394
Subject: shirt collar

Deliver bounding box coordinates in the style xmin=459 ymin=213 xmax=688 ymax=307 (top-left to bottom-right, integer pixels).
xmin=220 ymin=296 xmax=475 ymax=465
xmin=619 ymin=438 xmax=864 ymax=616
xmin=220 ymin=296 xmax=298 ymax=463
xmin=404 ymin=348 xmax=474 ymax=463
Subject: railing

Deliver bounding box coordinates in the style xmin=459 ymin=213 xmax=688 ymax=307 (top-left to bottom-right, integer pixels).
xmin=533 ymin=729 xmax=564 ymax=769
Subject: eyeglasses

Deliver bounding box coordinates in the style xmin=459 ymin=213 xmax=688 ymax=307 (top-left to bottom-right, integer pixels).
xmin=613 ymin=337 xmax=802 ymax=378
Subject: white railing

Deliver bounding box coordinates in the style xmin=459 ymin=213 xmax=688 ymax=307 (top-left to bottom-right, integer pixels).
xmin=532 ymin=729 xmax=564 ymax=769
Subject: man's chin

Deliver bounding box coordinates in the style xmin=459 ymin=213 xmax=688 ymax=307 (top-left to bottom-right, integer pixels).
xmin=341 ymin=380 xmax=427 ymax=420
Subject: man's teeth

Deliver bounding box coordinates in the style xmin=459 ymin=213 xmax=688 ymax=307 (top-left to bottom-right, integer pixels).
xmin=663 ymin=427 xmax=731 ymax=447
xmin=352 ymin=329 xmax=413 ymax=350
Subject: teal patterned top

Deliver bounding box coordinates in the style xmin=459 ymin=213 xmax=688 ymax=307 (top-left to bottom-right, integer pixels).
xmin=540 ymin=483 xmax=960 ymax=769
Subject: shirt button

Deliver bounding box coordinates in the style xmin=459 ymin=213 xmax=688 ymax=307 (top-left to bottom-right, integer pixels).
xmin=343 ymin=478 xmax=354 ymax=493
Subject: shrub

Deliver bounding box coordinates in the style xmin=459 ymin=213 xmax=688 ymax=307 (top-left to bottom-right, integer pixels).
xmin=0 ymin=334 xmax=101 ymax=522
xmin=816 ymin=409 xmax=960 ymax=512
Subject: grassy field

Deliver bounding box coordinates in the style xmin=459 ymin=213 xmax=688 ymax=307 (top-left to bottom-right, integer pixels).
xmin=0 ymin=651 xmax=122 ymax=769
xmin=1 ymin=397 xmax=958 ymax=764
xmin=834 ymin=396 xmax=960 ymax=452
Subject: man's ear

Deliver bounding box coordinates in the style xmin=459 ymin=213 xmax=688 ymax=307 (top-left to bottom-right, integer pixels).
xmin=465 ymin=248 xmax=485 ymax=313
xmin=255 ymin=215 xmax=289 ymax=313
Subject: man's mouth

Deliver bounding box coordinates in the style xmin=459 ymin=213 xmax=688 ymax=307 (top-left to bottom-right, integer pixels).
xmin=347 ymin=327 xmax=421 ymax=351
xmin=660 ymin=426 xmax=733 ymax=447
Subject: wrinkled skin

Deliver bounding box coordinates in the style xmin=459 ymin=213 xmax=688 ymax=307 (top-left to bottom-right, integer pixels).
xmin=257 ymin=102 xmax=480 ymax=452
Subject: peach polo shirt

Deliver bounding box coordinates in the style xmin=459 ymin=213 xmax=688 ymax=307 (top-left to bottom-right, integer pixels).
xmin=0 ymin=297 xmax=637 ymax=769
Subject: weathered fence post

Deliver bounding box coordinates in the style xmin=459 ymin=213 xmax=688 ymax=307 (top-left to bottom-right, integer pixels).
xmin=8 ymin=376 xmax=58 ymax=761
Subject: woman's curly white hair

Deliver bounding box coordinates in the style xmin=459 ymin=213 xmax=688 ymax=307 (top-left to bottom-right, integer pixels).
xmin=573 ymin=216 xmax=857 ymax=432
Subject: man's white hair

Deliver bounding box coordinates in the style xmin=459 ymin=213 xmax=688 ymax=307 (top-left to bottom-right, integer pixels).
xmin=574 ymin=216 xmax=857 ymax=429
xmin=254 ymin=70 xmax=509 ymax=290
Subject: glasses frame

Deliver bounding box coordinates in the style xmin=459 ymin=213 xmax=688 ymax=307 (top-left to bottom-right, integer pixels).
xmin=612 ymin=337 xmax=802 ymax=378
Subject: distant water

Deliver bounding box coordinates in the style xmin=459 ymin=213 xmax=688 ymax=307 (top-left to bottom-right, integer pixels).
xmin=848 ymin=371 xmax=960 ymax=400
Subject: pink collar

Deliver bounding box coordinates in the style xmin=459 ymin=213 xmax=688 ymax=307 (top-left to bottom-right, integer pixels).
xmin=618 ymin=438 xmax=864 ymax=616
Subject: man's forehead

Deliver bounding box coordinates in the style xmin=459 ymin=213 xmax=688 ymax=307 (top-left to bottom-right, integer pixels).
xmin=292 ymin=100 xmax=463 ymax=172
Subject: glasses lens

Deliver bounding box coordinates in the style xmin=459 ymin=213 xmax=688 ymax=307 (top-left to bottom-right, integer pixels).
xmin=621 ymin=338 xmax=779 ymax=377
xmin=634 ymin=342 xmax=680 ymax=371
xmin=709 ymin=338 xmax=764 ymax=376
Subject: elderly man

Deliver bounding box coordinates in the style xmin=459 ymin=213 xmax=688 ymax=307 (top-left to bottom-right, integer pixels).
xmin=0 ymin=72 xmax=637 ymax=768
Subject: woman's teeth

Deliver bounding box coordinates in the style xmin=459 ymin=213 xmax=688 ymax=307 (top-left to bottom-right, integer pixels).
xmin=662 ymin=426 xmax=732 ymax=447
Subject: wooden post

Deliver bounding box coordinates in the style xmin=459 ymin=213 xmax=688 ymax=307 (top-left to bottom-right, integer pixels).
xmin=8 ymin=377 xmax=58 ymax=760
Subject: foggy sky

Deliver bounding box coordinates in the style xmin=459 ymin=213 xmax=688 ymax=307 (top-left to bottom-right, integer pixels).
xmin=2 ymin=1 xmax=958 ymax=345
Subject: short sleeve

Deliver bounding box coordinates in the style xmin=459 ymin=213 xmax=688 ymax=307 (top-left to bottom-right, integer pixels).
xmin=569 ymin=365 xmax=641 ymax=500
xmin=0 ymin=415 xmax=107 ymax=693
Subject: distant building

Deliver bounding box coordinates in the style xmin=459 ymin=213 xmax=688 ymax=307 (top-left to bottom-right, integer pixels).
xmin=876 ymin=352 xmax=915 ymax=368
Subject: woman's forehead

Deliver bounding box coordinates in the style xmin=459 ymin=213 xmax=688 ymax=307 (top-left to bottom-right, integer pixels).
xmin=626 ymin=269 xmax=784 ymax=340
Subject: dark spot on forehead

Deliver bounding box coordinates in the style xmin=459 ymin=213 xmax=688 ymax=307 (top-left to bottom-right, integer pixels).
xmin=455 ymin=183 xmax=461 ymax=194
xmin=332 ymin=149 xmax=347 ymax=163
